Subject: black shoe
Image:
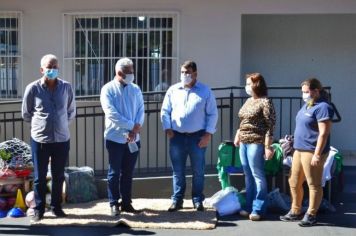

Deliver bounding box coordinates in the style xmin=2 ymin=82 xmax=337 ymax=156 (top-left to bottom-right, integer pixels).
xmin=168 ymin=201 xmax=183 ymax=212
xmin=298 ymin=213 xmax=317 ymax=227
xmin=121 ymin=203 xmax=140 ymax=214
xmin=32 ymin=211 xmax=44 ymax=222
xmin=194 ymin=202 xmax=204 ymax=212
xmin=280 ymin=211 xmax=302 ymax=222
xmin=51 ymin=208 xmax=67 ymax=218
xmin=110 ymin=205 xmax=120 ymax=216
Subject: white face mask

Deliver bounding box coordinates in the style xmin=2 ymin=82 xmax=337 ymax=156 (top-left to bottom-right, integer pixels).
xmin=124 ymin=73 xmax=135 ymax=84
xmin=245 ymin=85 xmax=253 ymax=96
xmin=180 ymin=74 xmax=192 ymax=85
xmin=302 ymin=93 xmax=311 ymax=102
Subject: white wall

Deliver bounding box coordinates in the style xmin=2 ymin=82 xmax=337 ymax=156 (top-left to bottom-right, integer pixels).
xmin=1 ymin=0 xmax=356 ymax=154
xmin=241 ymin=14 xmax=356 ymax=153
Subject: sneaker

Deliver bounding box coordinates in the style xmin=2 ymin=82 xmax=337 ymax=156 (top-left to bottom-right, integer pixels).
xmin=194 ymin=202 xmax=204 ymax=212
xmin=121 ymin=203 xmax=141 ymax=214
xmin=110 ymin=205 xmax=120 ymax=216
xmin=280 ymin=211 xmax=302 ymax=222
xmin=31 ymin=211 xmax=44 ymax=222
xmin=249 ymin=213 xmax=261 ymax=221
xmin=168 ymin=201 xmax=183 ymax=212
xmin=51 ymin=208 xmax=67 ymax=218
xmin=239 ymin=210 xmax=250 ymax=217
xmin=298 ymin=213 xmax=317 ymax=227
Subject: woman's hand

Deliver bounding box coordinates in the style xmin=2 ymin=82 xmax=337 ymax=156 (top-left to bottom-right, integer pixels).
xmin=311 ymin=155 xmax=321 ymax=166
xmin=233 ymin=130 xmax=240 ymax=146
xmin=264 ymin=146 xmax=274 ymax=160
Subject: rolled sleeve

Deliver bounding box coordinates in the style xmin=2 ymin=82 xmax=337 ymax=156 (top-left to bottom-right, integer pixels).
xmin=160 ymin=89 xmax=173 ymax=130
xmin=21 ymin=85 xmax=33 ymax=123
xmin=67 ymin=84 xmax=76 ymax=122
xmin=205 ymin=90 xmax=218 ymax=134
xmin=263 ymin=99 xmax=276 ymax=138
xmin=135 ymin=90 xmax=145 ymax=127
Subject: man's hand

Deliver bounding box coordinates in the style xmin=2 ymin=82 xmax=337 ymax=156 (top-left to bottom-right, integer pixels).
xmin=132 ymin=123 xmax=141 ymax=134
xmin=198 ymin=133 xmax=211 ymax=148
xmin=166 ymin=129 xmax=174 ymax=139
xmin=127 ymin=131 xmax=136 ymax=142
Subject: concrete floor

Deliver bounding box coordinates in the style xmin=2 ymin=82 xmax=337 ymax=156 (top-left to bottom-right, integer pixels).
xmin=1 ymin=167 xmax=355 ymax=236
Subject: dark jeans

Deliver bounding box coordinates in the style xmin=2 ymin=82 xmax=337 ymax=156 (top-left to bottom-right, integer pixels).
xmin=31 ymin=138 xmax=69 ymax=213
xmin=106 ymin=139 xmax=139 ymax=207
xmin=169 ymin=130 xmax=206 ymax=204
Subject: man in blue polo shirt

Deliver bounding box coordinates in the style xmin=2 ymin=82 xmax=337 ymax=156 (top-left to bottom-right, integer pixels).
xmin=161 ymin=60 xmax=218 ymax=212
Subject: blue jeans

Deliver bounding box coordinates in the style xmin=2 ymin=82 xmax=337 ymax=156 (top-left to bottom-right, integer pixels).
xmin=31 ymin=138 xmax=69 ymax=213
xmin=239 ymin=142 xmax=267 ymax=215
xmin=169 ymin=130 xmax=206 ymax=204
xmin=106 ymin=139 xmax=139 ymax=207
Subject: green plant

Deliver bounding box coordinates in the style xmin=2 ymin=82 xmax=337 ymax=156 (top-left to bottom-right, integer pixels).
xmin=0 ymin=149 xmax=12 ymax=161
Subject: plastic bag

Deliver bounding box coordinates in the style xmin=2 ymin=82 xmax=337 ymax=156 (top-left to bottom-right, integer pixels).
xmin=65 ymin=166 xmax=98 ymax=203
xmin=206 ymin=187 xmax=241 ymax=216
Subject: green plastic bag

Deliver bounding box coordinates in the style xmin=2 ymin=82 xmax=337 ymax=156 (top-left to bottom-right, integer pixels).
xmin=217 ymin=141 xmax=241 ymax=168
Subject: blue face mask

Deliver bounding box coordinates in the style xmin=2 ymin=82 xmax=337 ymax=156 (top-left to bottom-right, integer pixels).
xmin=44 ymin=69 xmax=59 ymax=80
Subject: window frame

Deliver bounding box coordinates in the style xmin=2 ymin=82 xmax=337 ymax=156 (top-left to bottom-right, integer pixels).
xmin=0 ymin=11 xmax=22 ymax=99
xmin=63 ymin=11 xmax=180 ymax=97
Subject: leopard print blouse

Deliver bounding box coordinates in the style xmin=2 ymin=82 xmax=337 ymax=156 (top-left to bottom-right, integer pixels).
xmin=238 ymin=97 xmax=276 ymax=144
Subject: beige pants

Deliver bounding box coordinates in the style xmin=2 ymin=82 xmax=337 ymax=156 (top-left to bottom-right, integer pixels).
xmin=288 ymin=150 xmax=327 ymax=216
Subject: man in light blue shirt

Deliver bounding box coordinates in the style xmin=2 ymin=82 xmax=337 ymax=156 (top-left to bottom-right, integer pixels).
xmin=161 ymin=60 xmax=218 ymax=212
xmin=100 ymin=57 xmax=144 ymax=216
xmin=22 ymin=54 xmax=76 ymax=222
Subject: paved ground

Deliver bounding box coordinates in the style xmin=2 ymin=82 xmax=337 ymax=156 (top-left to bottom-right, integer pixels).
xmin=1 ymin=166 xmax=355 ymax=236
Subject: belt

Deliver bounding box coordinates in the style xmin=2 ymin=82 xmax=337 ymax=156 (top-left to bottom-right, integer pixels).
xmin=174 ymin=130 xmax=204 ymax=136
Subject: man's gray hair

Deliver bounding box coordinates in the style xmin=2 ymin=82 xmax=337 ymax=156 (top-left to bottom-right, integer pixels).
xmin=115 ymin=57 xmax=133 ymax=73
xmin=40 ymin=54 xmax=58 ymax=68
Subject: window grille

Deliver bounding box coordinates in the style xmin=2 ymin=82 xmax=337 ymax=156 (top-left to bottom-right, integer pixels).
xmin=63 ymin=12 xmax=179 ymax=97
xmin=0 ymin=12 xmax=22 ymax=99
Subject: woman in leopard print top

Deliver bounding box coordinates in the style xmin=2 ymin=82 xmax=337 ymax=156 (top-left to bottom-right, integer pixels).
xmin=233 ymin=73 xmax=276 ymax=221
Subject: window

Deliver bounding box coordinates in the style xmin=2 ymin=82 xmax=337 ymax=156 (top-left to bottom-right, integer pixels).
xmin=0 ymin=12 xmax=22 ymax=99
xmin=63 ymin=12 xmax=179 ymax=96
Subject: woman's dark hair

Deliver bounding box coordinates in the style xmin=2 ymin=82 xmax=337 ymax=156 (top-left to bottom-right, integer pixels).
xmin=246 ymin=73 xmax=268 ymax=97
xmin=301 ymin=78 xmax=330 ymax=101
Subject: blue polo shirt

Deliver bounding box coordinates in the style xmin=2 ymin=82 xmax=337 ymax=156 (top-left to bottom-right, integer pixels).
xmin=293 ymin=99 xmax=334 ymax=154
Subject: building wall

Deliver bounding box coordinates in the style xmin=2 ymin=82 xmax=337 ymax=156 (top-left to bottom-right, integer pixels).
xmin=1 ymin=0 xmax=356 ymax=157
xmin=241 ymin=14 xmax=356 ymax=157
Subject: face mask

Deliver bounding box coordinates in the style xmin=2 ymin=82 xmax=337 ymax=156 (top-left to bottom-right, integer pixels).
xmin=302 ymin=93 xmax=311 ymax=102
xmin=245 ymin=85 xmax=253 ymax=96
xmin=124 ymin=73 xmax=135 ymax=84
xmin=44 ymin=69 xmax=59 ymax=80
xmin=180 ymin=74 xmax=192 ymax=85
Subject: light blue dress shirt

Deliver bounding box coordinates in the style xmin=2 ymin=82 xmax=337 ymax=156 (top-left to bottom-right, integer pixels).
xmin=100 ymin=79 xmax=145 ymax=144
xmin=161 ymin=81 xmax=218 ymax=134
xmin=22 ymin=78 xmax=76 ymax=143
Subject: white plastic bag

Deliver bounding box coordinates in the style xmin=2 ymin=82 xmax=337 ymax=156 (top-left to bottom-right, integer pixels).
xmin=206 ymin=187 xmax=241 ymax=216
